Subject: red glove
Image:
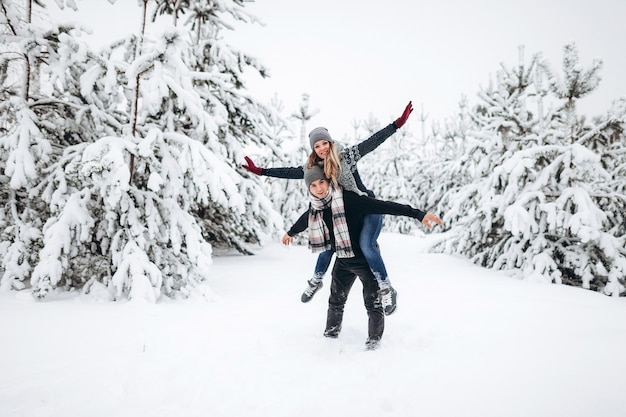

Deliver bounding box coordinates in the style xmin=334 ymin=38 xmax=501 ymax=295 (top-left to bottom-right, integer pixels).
xmin=394 ymin=101 xmax=413 ymax=128
xmin=242 ymin=156 xmax=263 ymax=175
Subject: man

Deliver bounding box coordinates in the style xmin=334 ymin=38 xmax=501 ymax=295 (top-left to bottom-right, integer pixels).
xmin=282 ymin=165 xmax=442 ymax=350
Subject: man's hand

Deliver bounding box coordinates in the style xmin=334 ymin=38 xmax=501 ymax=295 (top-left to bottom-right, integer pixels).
xmin=282 ymin=233 xmax=294 ymax=246
xmin=421 ymin=212 xmax=442 ymax=229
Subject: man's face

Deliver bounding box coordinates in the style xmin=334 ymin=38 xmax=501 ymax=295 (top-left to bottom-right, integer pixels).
xmin=309 ymin=178 xmax=330 ymax=199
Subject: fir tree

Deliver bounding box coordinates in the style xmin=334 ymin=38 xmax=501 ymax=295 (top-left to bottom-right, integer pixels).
xmin=0 ymin=0 xmax=116 ymax=291
xmin=2 ymin=0 xmax=285 ymax=300
xmin=274 ymin=93 xmax=317 ymax=240
xmin=242 ymin=93 xmax=316 ymax=246
xmin=362 ymin=124 xmax=425 ymax=235
xmin=427 ymin=44 xmax=626 ymax=296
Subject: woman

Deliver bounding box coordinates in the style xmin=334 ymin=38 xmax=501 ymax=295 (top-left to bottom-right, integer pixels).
xmin=282 ymin=165 xmax=442 ymax=349
xmin=243 ymin=101 xmax=413 ymax=315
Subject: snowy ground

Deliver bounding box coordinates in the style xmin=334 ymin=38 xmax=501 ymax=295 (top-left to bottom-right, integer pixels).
xmin=2 ymin=233 xmax=626 ymax=417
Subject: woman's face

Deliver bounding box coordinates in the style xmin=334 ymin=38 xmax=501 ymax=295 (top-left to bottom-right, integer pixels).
xmin=309 ymin=178 xmax=330 ymax=199
xmin=313 ymin=140 xmax=331 ymax=160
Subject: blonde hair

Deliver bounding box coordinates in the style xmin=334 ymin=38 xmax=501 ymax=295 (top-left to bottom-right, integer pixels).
xmin=306 ymin=142 xmax=341 ymax=188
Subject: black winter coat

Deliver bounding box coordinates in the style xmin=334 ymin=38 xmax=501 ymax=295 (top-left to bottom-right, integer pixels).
xmin=287 ymin=190 xmax=426 ymax=258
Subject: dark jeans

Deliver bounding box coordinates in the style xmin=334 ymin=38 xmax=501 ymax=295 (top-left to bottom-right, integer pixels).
xmin=324 ymin=256 xmax=384 ymax=342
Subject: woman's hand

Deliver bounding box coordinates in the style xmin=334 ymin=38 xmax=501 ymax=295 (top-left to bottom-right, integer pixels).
xmin=394 ymin=101 xmax=413 ymax=128
xmin=242 ymin=156 xmax=263 ymax=175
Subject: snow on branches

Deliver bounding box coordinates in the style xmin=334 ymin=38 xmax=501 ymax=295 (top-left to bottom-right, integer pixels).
xmin=419 ymin=44 xmax=626 ymax=296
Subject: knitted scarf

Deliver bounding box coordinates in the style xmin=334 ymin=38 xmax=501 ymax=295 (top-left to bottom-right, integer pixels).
xmin=308 ymin=185 xmax=355 ymax=258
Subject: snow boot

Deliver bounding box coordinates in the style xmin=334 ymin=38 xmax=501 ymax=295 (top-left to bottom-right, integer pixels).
xmin=367 ymin=305 xmax=384 ymax=347
xmin=324 ymin=307 xmax=343 ymax=338
xmin=377 ymin=280 xmax=398 ymax=316
xmin=365 ymin=338 xmax=381 ymax=351
xmin=301 ymin=277 xmax=323 ymax=303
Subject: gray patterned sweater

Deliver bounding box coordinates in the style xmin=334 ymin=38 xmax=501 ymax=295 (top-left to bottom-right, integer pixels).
xmin=261 ymin=123 xmax=398 ymax=197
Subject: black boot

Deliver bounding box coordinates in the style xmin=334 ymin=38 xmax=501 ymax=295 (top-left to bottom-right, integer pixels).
xmin=366 ymin=307 xmax=384 ymax=348
xmin=324 ymin=306 xmax=343 ymax=338
xmin=365 ymin=338 xmax=381 ymax=351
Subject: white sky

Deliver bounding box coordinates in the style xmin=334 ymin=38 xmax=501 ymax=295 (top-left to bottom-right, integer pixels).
xmin=55 ymin=0 xmax=626 ymax=139
xmin=3 ymin=233 xmax=626 ymax=416
xmin=224 ymin=0 xmax=626 ymax=137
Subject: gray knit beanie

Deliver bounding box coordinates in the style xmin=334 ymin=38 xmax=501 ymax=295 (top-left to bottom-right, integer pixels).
xmin=308 ymin=127 xmax=333 ymax=149
xmin=304 ymin=165 xmax=329 ymax=189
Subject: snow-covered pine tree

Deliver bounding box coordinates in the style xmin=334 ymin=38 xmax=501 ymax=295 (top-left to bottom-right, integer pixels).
xmin=265 ymin=93 xmax=316 ymax=242
xmin=414 ymin=97 xmax=477 ymax=231
xmin=361 ymin=120 xmax=426 ymax=235
xmin=147 ymin=0 xmax=285 ymax=254
xmin=372 ymin=96 xmax=476 ymax=236
xmin=0 ymin=0 xmax=120 ymax=291
xmin=2 ymin=0 xmax=284 ymax=300
xmin=430 ymin=44 xmax=626 ymax=296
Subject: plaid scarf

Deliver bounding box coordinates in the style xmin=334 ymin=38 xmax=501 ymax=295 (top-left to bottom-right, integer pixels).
xmin=308 ymin=185 xmax=355 ymax=258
